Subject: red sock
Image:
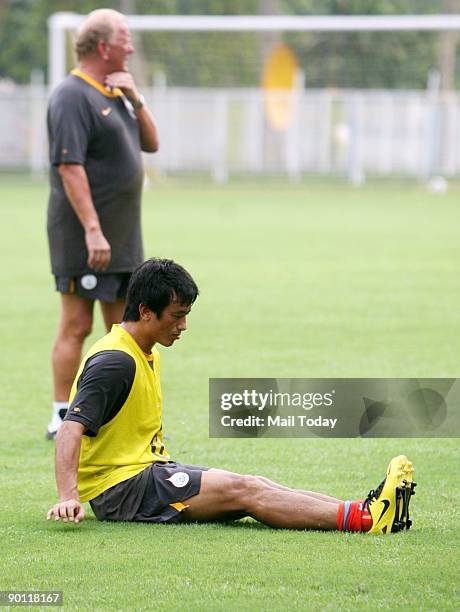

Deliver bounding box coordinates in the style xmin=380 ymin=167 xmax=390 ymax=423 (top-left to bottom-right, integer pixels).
xmin=337 ymin=500 xmax=372 ymax=532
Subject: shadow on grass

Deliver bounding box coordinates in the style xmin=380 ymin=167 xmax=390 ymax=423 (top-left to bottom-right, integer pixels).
xmin=43 ymin=516 xmax=272 ymax=534
xmin=55 ymin=519 xmax=350 ymax=538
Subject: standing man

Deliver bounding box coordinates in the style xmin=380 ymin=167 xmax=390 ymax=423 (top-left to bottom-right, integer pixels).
xmin=46 ymin=9 xmax=159 ymax=438
xmin=47 ymin=258 xmax=416 ymax=534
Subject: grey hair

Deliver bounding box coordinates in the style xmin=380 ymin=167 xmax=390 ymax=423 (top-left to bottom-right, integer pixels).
xmin=74 ymin=9 xmax=125 ymax=59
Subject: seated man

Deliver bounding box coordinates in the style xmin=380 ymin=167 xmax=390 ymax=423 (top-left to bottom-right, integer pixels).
xmin=47 ymin=258 xmax=416 ymax=534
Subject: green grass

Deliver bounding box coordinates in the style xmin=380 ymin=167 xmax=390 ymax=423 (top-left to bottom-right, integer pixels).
xmin=1 ymin=177 xmax=459 ymax=610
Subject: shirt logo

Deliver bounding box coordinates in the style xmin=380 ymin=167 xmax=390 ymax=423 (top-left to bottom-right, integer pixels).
xmin=73 ymin=406 xmax=81 ymax=413
xmin=101 ymin=107 xmax=112 ymax=117
xmin=167 ymin=472 xmax=190 ymax=488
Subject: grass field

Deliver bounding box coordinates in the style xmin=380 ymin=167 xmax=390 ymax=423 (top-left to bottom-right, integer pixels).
xmin=1 ymin=177 xmax=459 ymax=610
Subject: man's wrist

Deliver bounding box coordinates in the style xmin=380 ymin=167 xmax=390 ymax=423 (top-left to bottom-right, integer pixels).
xmin=85 ymin=223 xmax=101 ymax=234
xmin=131 ymin=94 xmax=145 ymax=110
xmin=59 ymin=492 xmax=79 ymax=502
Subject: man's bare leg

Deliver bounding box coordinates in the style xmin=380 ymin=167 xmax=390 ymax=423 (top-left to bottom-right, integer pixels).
xmin=182 ymin=470 xmax=339 ymax=530
xmin=100 ymin=298 xmax=125 ymax=332
xmin=47 ymin=294 xmax=94 ymax=438
xmin=52 ymin=294 xmax=94 ymax=401
xmin=212 ymin=469 xmax=342 ymax=504
xmin=256 ymin=475 xmax=343 ymax=504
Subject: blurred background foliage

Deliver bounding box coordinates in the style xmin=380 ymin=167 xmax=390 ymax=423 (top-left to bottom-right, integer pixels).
xmin=0 ymin=0 xmax=458 ymax=88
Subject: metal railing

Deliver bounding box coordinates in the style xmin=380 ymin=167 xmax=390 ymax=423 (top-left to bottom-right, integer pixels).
xmin=0 ymin=83 xmax=458 ymax=182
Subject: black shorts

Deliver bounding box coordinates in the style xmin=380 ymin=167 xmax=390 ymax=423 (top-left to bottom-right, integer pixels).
xmin=89 ymin=461 xmax=208 ymax=524
xmin=55 ymin=273 xmax=131 ymax=303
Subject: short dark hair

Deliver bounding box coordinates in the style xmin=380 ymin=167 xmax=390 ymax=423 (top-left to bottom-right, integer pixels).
xmin=123 ymin=258 xmax=199 ymax=321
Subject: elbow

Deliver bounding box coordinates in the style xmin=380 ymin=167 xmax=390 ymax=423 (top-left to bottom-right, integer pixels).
xmin=56 ymin=420 xmax=86 ymax=446
xmin=143 ymin=140 xmax=159 ymax=154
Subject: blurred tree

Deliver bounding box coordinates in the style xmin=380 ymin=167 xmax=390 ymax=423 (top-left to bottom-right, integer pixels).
xmin=439 ymin=0 xmax=460 ymax=89
xmin=136 ymin=0 xmax=260 ymax=86
xmin=118 ymin=0 xmax=147 ymax=86
xmin=283 ymin=0 xmax=446 ymax=88
xmin=0 ymin=0 xmax=457 ymax=88
xmin=0 ymin=0 xmax=105 ymax=82
xmin=258 ymin=0 xmax=282 ymax=65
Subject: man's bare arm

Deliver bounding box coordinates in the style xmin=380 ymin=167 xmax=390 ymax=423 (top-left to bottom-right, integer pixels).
xmin=105 ymin=71 xmax=159 ymax=153
xmin=46 ymin=421 xmax=86 ymax=523
xmin=133 ymin=104 xmax=159 ymax=153
xmin=57 ymin=164 xmax=111 ymax=271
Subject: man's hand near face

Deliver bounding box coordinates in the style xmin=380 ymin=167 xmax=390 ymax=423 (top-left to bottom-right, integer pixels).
xmin=105 ymin=71 xmax=140 ymax=103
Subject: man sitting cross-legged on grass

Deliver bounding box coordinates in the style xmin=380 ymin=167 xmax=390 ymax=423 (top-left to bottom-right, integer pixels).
xmin=47 ymin=258 xmax=416 ymax=534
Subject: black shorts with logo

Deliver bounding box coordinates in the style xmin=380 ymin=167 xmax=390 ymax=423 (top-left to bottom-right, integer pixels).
xmin=55 ymin=272 xmax=131 ymax=303
xmin=89 ymin=461 xmax=208 ymax=524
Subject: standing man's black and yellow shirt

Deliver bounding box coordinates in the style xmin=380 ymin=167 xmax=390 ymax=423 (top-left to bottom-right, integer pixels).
xmin=65 ymin=324 xmax=170 ymax=502
xmin=47 ymin=69 xmax=144 ymax=277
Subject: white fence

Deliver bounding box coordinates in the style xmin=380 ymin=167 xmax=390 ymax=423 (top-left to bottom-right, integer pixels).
xmin=0 ymin=84 xmax=458 ymax=182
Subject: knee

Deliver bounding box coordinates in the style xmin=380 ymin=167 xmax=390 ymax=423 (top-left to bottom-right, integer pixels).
xmin=59 ymin=315 xmax=93 ymax=343
xmin=254 ymin=475 xmax=270 ymax=486
xmin=227 ymin=474 xmax=264 ymax=511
